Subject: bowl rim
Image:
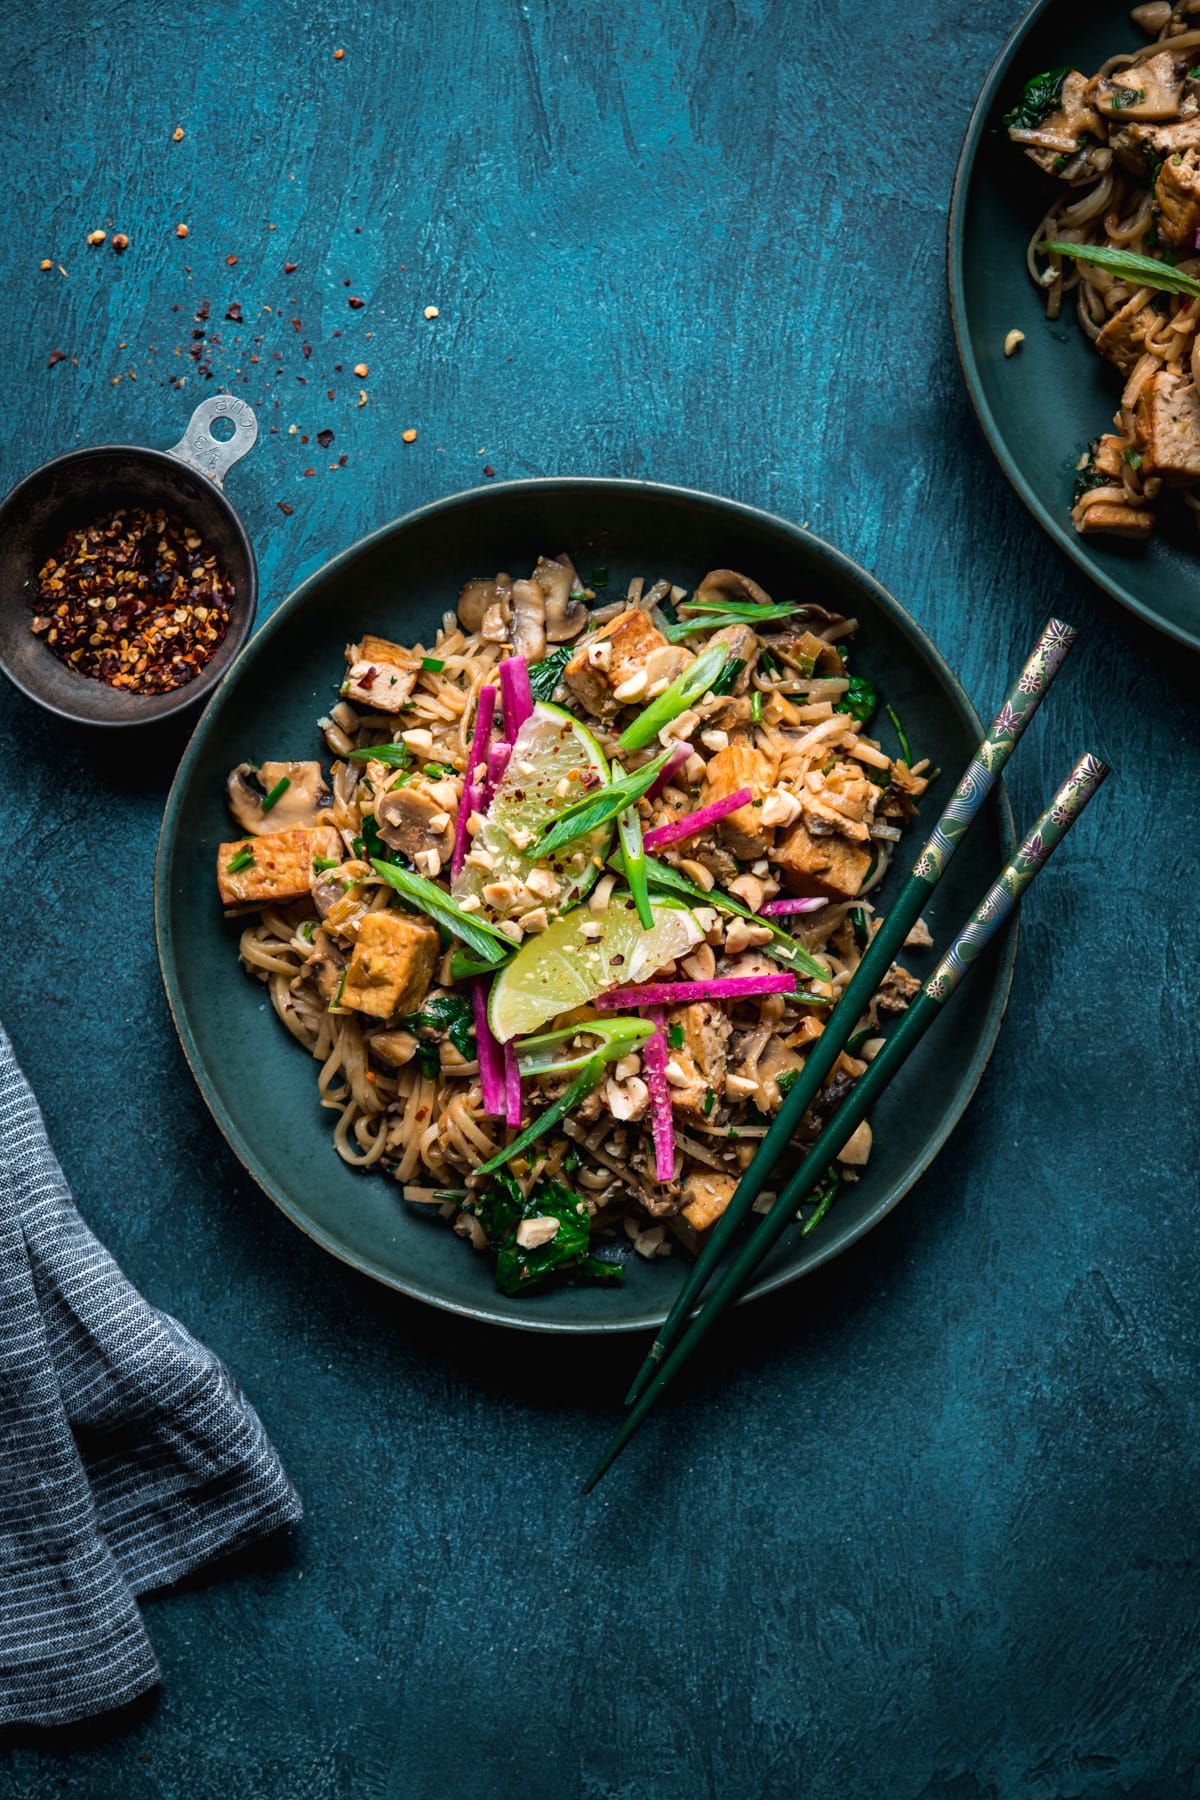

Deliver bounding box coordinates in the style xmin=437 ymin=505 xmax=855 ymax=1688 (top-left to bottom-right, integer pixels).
xmin=946 ymin=0 xmax=1200 ymax=657
xmin=0 ymin=440 xmax=259 ymax=727
xmin=154 ymin=475 xmax=1017 ymax=1333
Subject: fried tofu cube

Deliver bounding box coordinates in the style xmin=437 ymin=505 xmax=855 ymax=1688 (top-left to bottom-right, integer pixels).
xmin=343 ymin=634 xmax=420 ymax=711
xmin=1135 ymin=370 xmax=1200 ymax=481
xmin=664 ymin=1001 xmax=730 ymax=1116
xmin=680 ymin=1170 xmax=737 ymax=1235
xmin=217 ymin=827 xmax=335 ymax=906
xmin=1155 ymin=149 xmax=1200 ymax=248
xmin=1074 ymin=501 xmax=1154 ymax=539
xmin=704 ymin=740 xmax=777 ymax=859
xmin=341 ymin=912 xmax=440 ymax=1019
xmin=1095 ymin=296 xmax=1164 ymax=376
xmin=564 ymin=608 xmax=683 ymax=716
xmin=775 ymin=817 xmax=872 ymax=901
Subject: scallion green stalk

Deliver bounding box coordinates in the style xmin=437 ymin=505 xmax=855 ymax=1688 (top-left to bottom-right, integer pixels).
xmin=618 ymin=805 xmax=653 ymax=929
xmin=616 ymin=642 xmax=730 ymax=752
xmin=476 ymin=1053 xmax=608 ymax=1175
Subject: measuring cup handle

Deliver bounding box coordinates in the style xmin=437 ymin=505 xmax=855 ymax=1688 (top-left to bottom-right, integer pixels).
xmin=166 ymin=396 xmax=258 ymax=487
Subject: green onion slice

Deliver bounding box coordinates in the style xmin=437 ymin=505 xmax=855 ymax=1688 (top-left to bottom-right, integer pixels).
xmin=616 ymin=642 xmax=731 ymax=753
xmin=370 ymin=859 xmax=512 ymax=965
xmin=514 ymin=1016 xmax=653 ymax=1077
xmin=476 ymin=1054 xmax=608 ymax=1175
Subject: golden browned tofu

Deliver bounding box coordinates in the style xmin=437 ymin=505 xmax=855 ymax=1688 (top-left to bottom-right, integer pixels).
xmin=564 ymin=608 xmax=682 ymax=716
xmin=1155 ymin=149 xmax=1200 ymax=248
xmin=702 ymin=740 xmax=777 ymax=859
xmin=341 ymin=912 xmax=440 ymax=1019
xmin=1136 ymin=370 xmax=1200 ymax=481
xmin=217 ymin=828 xmax=333 ymax=907
xmin=1074 ymin=502 xmax=1154 ymax=539
xmin=680 ymin=1170 xmax=737 ymax=1235
xmin=775 ymin=817 xmax=872 ymax=901
xmin=1112 ymin=114 xmax=1200 ymax=176
xmin=664 ymin=1001 xmax=730 ymax=1116
xmin=342 ymin=634 xmax=420 ymax=711
xmin=1095 ymin=297 xmax=1164 ymax=377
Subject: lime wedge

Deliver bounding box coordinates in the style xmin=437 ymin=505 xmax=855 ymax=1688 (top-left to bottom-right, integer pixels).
xmin=453 ymin=701 xmax=611 ymax=916
xmin=487 ymin=892 xmax=703 ymax=1042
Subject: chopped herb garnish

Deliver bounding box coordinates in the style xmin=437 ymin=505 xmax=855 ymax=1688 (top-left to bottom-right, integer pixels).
xmin=421 ymin=655 xmax=446 ymax=672
xmin=798 ymin=1168 xmax=840 ymax=1237
xmin=710 ymin=656 xmax=745 ymax=697
xmin=591 ymin=566 xmax=609 ymax=589
xmin=885 ymin=703 xmax=912 ymax=765
xmin=1124 ymin=446 xmax=1143 ymax=470
xmin=1041 ymin=240 xmax=1200 ymax=300
xmin=313 ymin=856 xmax=340 ymax=872
xmin=776 ymin=1067 xmax=799 ymax=1097
xmin=424 ymin=762 xmax=453 ymax=778
xmin=225 ymin=845 xmax=255 ymax=874
xmin=1002 ymin=66 xmax=1071 ymax=133
xmin=833 ymin=673 xmax=878 ymax=726
xmin=261 ymin=776 xmax=291 ymax=813
xmin=703 ymin=1088 xmax=715 ymax=1116
xmin=759 ymin=646 xmax=780 ymax=677
xmin=750 ymin=690 xmax=762 ymax=724
xmin=348 ymin=743 xmax=414 ymax=768
xmin=528 ymin=645 xmax=572 ymax=702
xmin=1109 ymin=87 xmax=1143 ymax=112
xmin=668 ymin=1024 xmax=685 ymax=1050
xmin=300 ymin=921 xmax=316 ymax=942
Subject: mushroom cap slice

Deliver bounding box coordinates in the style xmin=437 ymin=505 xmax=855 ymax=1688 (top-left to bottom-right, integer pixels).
xmin=693 ymin=568 xmax=776 ymax=609
xmin=375 ymin=785 xmax=456 ymax=863
xmin=457 ymin=573 xmax=512 ymax=634
xmin=509 ymin=578 xmax=547 ymax=662
xmin=226 ymin=760 xmax=331 ymax=835
xmin=534 ymin=553 xmax=589 ymax=642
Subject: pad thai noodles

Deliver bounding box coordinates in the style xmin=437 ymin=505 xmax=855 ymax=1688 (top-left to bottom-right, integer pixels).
xmin=217 ymin=556 xmax=932 ymax=1297
xmin=1007 ymin=3 xmax=1200 ymax=540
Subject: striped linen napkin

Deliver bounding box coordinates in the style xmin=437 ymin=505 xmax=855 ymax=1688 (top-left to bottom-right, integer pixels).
xmin=0 ymin=1025 xmax=302 ymax=1727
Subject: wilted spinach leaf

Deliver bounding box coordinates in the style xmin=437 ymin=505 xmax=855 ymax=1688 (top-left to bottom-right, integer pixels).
xmin=1003 ymin=66 xmax=1071 ymax=132
xmin=528 ymin=646 xmax=572 ymax=703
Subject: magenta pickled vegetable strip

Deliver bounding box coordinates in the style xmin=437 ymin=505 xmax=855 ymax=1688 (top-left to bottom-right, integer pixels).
xmin=642 ymin=787 xmax=752 ymax=852
xmin=473 ymin=979 xmax=506 ymax=1117
xmin=760 ymin=896 xmax=829 ymax=916
xmin=483 ymin=741 xmax=511 ymax=812
xmin=596 ymin=972 xmax=796 ymax=1009
xmin=503 ymin=1038 xmax=522 ymax=1129
xmin=646 ymin=740 xmax=692 ymax=799
xmin=642 ymin=1006 xmax=675 ymax=1183
xmin=451 ymin=685 xmax=496 ymax=877
xmin=499 ymin=655 xmax=533 ymax=737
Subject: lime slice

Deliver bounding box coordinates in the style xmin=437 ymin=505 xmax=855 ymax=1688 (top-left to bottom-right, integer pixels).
xmin=487 ymin=892 xmax=703 ymax=1042
xmin=453 ymin=701 xmax=611 ymax=916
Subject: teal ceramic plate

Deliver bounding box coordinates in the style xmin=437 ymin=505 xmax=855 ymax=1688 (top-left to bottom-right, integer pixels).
xmin=155 ymin=479 xmax=1015 ymax=1332
xmin=950 ymin=0 xmax=1200 ymax=653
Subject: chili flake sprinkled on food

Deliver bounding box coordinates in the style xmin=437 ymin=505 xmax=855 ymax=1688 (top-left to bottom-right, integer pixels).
xmin=30 ymin=506 xmax=234 ymax=694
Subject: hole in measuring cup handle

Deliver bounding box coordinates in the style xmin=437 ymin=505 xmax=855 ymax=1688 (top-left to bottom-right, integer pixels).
xmin=166 ymin=395 xmax=258 ymax=487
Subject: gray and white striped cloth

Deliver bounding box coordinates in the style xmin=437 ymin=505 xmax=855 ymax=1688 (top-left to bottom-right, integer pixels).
xmin=0 ymin=1024 xmax=302 ymax=1727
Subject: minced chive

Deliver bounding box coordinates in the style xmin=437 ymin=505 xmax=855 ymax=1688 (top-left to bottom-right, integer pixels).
xmin=424 ymin=762 xmax=452 ymax=778
xmin=421 ymin=656 xmax=446 ymax=672
xmin=300 ymin=921 xmax=316 ymax=941
xmin=703 ymin=1088 xmax=715 ymax=1116
xmin=885 ymin=703 xmax=912 ymax=765
xmin=592 ymin=566 xmax=609 ymax=588
xmin=776 ymin=1068 xmax=799 ymax=1096
xmin=750 ymin=691 xmax=762 ymax=724
xmin=261 ymin=776 xmax=291 ymax=813
xmin=668 ymin=1024 xmax=684 ymax=1050
xmin=225 ymin=846 xmax=255 ymax=874
xmin=1124 ymin=446 xmax=1143 ymax=470
xmin=313 ymin=856 xmax=340 ymax=871
xmin=348 ymin=744 xmax=413 ymax=767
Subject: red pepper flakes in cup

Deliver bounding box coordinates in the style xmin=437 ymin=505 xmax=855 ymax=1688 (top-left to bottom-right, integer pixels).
xmin=30 ymin=506 xmax=234 ymax=694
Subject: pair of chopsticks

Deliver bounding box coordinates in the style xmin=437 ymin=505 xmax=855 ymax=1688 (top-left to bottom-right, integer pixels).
xmin=583 ymin=618 xmax=1107 ymax=1493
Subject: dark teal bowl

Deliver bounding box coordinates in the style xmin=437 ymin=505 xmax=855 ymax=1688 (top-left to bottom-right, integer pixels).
xmin=949 ymin=0 xmax=1200 ymax=653
xmin=155 ymin=478 xmax=1016 ymax=1332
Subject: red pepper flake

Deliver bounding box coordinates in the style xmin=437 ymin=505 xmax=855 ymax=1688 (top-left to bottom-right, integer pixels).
xmin=347 ymin=296 xmax=365 ymax=309
xmin=302 ymin=342 xmax=312 ymax=360
xmin=284 ymin=261 xmax=297 ymax=273
xmin=291 ymin=317 xmax=302 ymax=332
xmin=326 ymin=389 xmax=335 ymax=400
xmin=483 ymin=465 xmax=495 ymax=477
xmin=303 ymin=468 xmax=316 ymax=477
xmin=31 ymin=505 xmax=233 ymax=694
xmin=333 ymin=46 xmax=344 ymax=59
xmin=277 ymin=501 xmax=294 ymax=516
xmin=226 ymin=254 xmax=238 ymax=265
xmin=300 ymin=435 xmax=309 ymax=444
xmin=359 ymin=665 xmax=378 ymax=688
xmin=47 ymin=349 xmax=67 ymax=368
xmin=316 ymin=428 xmax=334 ymax=449
xmin=337 ymin=453 xmax=348 ymax=467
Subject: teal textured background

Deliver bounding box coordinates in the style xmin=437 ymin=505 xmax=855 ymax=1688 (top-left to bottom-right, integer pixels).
xmin=1 ymin=0 xmax=1198 ymax=1795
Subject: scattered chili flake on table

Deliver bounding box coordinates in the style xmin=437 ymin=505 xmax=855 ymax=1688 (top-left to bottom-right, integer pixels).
xmin=30 ymin=507 xmax=234 ymax=694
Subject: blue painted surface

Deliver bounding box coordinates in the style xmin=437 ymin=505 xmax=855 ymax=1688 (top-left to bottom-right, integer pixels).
xmin=0 ymin=1 xmax=1197 ymax=1795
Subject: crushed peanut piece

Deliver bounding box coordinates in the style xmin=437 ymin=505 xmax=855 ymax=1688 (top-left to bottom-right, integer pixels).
xmin=402 ymin=428 xmax=417 ymax=443
xmin=172 ymin=126 xmax=185 ymax=141
xmin=423 ymin=305 xmax=439 ymax=319
xmin=353 ymin=362 xmax=368 ymax=377
xmin=175 ymin=223 xmax=189 ymax=238
xmin=86 ymin=230 xmax=106 ymax=246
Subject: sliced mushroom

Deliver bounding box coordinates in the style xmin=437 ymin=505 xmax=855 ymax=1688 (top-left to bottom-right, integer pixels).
xmin=306 ymin=928 xmax=348 ymax=1004
xmin=509 ymin=578 xmax=547 ymax=661
xmin=367 ymin=1029 xmax=419 ymax=1069
xmin=226 ymin=760 xmax=331 ymax=835
xmin=693 ymin=568 xmax=775 ymax=609
xmin=457 ymin=573 xmax=512 ymax=637
xmin=534 ymin=553 xmax=589 ymax=642
xmin=312 ymin=859 xmax=371 ymax=918
xmin=375 ymin=785 xmax=456 ymax=865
